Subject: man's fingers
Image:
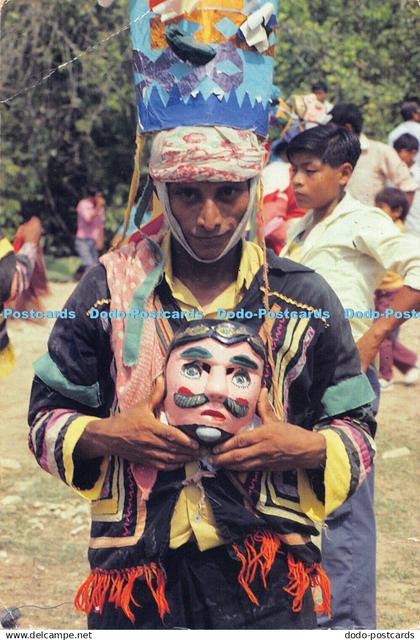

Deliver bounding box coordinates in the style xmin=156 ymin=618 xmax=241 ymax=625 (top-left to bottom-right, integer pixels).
xmin=159 ymin=424 xmax=199 ymax=451
xmin=257 ymin=388 xmax=277 ymax=423
xmin=210 ymin=445 xmax=263 ymax=470
xmin=212 ymin=430 xmax=258 ymax=455
xmin=151 ymin=375 xmax=166 ymax=410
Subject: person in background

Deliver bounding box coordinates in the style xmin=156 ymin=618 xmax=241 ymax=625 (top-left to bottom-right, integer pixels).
xmin=374 ymin=187 xmax=419 ymax=389
xmin=0 ymin=218 xmax=42 ymax=377
xmin=11 ymin=215 xmax=49 ymax=318
xmin=311 ymin=81 xmax=333 ymax=115
xmin=388 ymin=99 xmax=420 ymax=165
xmin=281 ymin=125 xmax=420 ymax=630
xmin=75 ymin=187 xmax=105 ymax=279
xmin=259 ymin=139 xmax=306 ymax=254
xmin=329 ymin=103 xmax=417 ymax=207
xmin=393 ymin=133 xmax=420 ymax=237
xmin=94 ymin=191 xmax=106 ymax=254
xmin=291 ymin=81 xmax=333 ymax=131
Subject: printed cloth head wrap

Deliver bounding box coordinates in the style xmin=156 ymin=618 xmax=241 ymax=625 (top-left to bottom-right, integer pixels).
xmin=149 ymin=125 xmax=265 ymax=182
xmin=149 ymin=126 xmax=264 ymax=263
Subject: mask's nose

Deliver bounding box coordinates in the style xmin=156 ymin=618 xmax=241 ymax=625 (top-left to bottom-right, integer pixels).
xmin=204 ymin=365 xmax=228 ymax=402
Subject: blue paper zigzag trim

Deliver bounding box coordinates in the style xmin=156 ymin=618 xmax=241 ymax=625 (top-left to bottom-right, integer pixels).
xmin=136 ymin=84 xmax=269 ymax=135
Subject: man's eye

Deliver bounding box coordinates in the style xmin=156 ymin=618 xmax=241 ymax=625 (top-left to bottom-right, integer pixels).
xmin=231 ymin=369 xmax=251 ymax=388
xmin=305 ymin=169 xmax=318 ymax=175
xmin=218 ymin=185 xmax=244 ymax=200
xmin=181 ymin=362 xmax=202 ymax=378
xmin=177 ymin=188 xmax=199 ymax=202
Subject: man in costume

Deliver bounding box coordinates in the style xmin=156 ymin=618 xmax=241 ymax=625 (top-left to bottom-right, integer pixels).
xmin=28 ymin=0 xmax=376 ymax=629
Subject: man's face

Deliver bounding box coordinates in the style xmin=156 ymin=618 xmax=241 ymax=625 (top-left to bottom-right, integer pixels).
xmin=290 ymin=152 xmax=352 ymax=211
xmin=164 ymin=337 xmax=264 ymax=442
xmin=167 ymin=181 xmax=250 ymax=261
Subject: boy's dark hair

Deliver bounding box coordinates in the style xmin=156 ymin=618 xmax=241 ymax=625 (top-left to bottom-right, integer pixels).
xmin=312 ymin=81 xmax=328 ymax=93
xmin=400 ymin=100 xmax=419 ymax=121
xmin=286 ymin=125 xmax=361 ymax=169
xmin=271 ymin=140 xmax=289 ymax=159
xmin=375 ymin=187 xmax=409 ymax=221
xmin=393 ymin=133 xmax=419 ymax=153
xmin=329 ymin=103 xmax=363 ymax=135
xmin=87 ymin=187 xmax=100 ymax=198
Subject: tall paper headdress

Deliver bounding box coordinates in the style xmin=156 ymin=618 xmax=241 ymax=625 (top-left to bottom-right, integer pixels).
xmin=129 ymin=0 xmax=277 ymax=135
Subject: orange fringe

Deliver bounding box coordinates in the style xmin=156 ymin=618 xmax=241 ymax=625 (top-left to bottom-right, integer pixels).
xmin=232 ymin=531 xmax=282 ymax=606
xmin=74 ymin=563 xmax=170 ymax=623
xmin=284 ymin=552 xmax=331 ymax=619
xmin=232 ymin=532 xmax=331 ymax=619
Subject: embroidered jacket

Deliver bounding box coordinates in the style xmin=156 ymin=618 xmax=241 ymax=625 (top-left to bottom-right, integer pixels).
xmin=28 ymin=246 xmax=376 ymax=622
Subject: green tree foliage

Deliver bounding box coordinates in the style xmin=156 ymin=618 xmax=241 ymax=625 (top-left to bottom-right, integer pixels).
xmin=1 ymin=0 xmax=419 ymax=255
xmin=0 ymin=0 xmax=136 ymax=254
xmin=274 ymin=0 xmax=420 ymax=138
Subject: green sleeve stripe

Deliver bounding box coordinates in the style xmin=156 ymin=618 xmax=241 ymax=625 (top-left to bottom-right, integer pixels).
xmin=320 ymin=373 xmax=375 ymax=419
xmin=33 ymin=352 xmax=101 ymax=408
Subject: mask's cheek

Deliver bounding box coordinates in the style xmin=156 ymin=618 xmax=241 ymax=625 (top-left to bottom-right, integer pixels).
xmin=234 ymin=376 xmax=263 ymax=416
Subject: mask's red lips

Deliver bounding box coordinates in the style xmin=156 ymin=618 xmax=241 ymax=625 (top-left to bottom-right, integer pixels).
xmin=200 ymin=409 xmax=226 ymax=422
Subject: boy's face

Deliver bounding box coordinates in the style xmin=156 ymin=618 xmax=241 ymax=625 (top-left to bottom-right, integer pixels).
xmin=290 ymin=152 xmax=353 ymax=211
xmin=396 ymin=148 xmax=417 ymax=168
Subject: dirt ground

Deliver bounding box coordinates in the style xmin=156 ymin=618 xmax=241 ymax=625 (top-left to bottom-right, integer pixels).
xmin=0 ymin=281 xmax=419 ymax=630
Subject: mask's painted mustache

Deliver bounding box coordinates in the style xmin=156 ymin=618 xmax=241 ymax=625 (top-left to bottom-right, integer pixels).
xmin=174 ymin=392 xmax=208 ymax=408
xmin=224 ymin=396 xmax=248 ymax=419
xmin=173 ymin=393 xmax=249 ymax=418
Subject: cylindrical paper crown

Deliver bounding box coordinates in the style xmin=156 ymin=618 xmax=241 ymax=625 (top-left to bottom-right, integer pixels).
xmin=129 ymin=0 xmax=277 ymax=136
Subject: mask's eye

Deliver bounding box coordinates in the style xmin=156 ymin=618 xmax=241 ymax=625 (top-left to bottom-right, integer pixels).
xmin=232 ymin=369 xmax=251 ymax=388
xmin=181 ymin=362 xmax=202 ymax=379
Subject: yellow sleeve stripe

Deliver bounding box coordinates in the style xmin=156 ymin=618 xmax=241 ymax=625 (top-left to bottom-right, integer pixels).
xmin=0 ymin=236 xmax=14 ymax=260
xmin=62 ymin=415 xmax=109 ymax=501
xmin=298 ymin=429 xmax=351 ymax=521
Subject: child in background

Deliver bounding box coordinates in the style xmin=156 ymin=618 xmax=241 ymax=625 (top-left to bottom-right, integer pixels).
xmin=281 ymin=125 xmax=420 ymax=630
xmin=393 ymin=133 xmax=420 ymax=237
xmin=374 ymin=187 xmax=419 ymax=389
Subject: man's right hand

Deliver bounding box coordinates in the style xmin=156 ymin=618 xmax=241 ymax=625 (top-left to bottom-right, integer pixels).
xmin=75 ymin=377 xmax=200 ymax=471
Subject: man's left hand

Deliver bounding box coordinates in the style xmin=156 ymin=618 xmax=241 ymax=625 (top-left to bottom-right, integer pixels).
xmin=209 ymin=388 xmax=326 ymax=472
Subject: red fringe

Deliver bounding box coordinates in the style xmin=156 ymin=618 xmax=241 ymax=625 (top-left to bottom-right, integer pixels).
xmin=74 ymin=563 xmax=170 ymax=623
xmin=232 ymin=531 xmax=331 ymax=620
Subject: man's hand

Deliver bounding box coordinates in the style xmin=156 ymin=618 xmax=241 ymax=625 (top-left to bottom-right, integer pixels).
xmin=209 ymin=388 xmax=326 ymax=472
xmin=356 ymin=330 xmax=382 ymax=372
xmin=75 ymin=377 xmax=200 ymax=471
xmin=357 ymin=286 xmax=420 ymax=372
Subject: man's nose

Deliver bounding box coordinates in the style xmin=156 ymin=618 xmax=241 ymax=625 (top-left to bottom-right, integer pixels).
xmin=204 ymin=366 xmax=228 ymax=402
xmin=197 ymin=198 xmax=223 ymax=232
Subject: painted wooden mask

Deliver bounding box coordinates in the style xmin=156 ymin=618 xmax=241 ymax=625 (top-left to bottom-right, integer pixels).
xmin=164 ymin=321 xmax=265 ymax=445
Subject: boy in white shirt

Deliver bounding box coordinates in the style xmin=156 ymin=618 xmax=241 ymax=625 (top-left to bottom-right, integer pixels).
xmin=282 ymin=124 xmax=420 ymax=629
